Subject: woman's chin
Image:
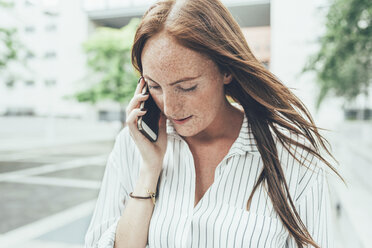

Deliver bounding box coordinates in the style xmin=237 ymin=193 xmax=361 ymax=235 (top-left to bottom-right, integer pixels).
xmin=174 ymin=126 xmax=198 ymax=138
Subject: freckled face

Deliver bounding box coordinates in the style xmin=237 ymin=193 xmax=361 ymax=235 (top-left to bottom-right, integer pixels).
xmin=141 ymin=32 xmax=231 ymax=137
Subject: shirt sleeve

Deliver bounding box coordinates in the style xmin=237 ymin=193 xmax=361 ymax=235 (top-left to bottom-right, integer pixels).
xmin=284 ymin=167 xmax=334 ymax=248
xmin=84 ymin=128 xmax=134 ymax=248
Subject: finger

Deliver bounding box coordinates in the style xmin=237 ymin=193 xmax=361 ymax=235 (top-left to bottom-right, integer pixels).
xmin=126 ymin=93 xmax=149 ymax=115
xmin=126 ymin=107 xmax=147 ymax=127
xmin=127 ymin=94 xmax=149 ymax=112
xmin=126 ymin=108 xmax=152 ymax=144
xmin=134 ymin=77 xmax=146 ymax=95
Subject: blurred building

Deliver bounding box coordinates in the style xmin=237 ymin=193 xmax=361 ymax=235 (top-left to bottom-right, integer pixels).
xmin=0 ymin=0 xmax=271 ymax=121
xmin=5 ymin=0 xmax=356 ymax=124
xmin=0 ymin=0 xmax=98 ymax=118
xmin=84 ymin=0 xmax=271 ymax=64
xmin=83 ymin=0 xmax=270 ymax=121
xmin=271 ymin=0 xmax=339 ymax=127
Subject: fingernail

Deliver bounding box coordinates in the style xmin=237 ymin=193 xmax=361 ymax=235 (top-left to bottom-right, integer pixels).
xmin=142 ymin=92 xmax=149 ymax=96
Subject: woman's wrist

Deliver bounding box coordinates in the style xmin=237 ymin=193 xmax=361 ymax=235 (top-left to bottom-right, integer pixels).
xmin=133 ymin=167 xmax=161 ymax=196
xmin=140 ymin=160 xmax=163 ymax=177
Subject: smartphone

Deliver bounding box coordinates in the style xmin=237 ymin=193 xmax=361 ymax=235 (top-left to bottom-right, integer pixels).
xmin=137 ymin=77 xmax=161 ymax=142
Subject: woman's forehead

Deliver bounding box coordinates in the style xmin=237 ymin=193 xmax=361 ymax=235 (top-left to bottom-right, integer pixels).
xmin=143 ymin=34 xmax=201 ymax=64
xmin=141 ymin=33 xmax=216 ymax=78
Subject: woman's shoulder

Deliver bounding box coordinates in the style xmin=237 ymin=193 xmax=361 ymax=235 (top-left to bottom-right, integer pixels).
xmin=114 ymin=126 xmax=137 ymax=150
xmin=109 ymin=126 xmax=139 ymax=166
xmin=116 ymin=125 xmax=130 ymax=141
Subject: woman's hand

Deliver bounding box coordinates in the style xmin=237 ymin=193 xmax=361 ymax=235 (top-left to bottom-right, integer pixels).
xmin=125 ymin=77 xmax=167 ymax=175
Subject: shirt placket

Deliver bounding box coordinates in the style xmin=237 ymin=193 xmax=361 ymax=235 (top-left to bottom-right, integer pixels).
xmin=178 ymin=138 xmax=245 ymax=248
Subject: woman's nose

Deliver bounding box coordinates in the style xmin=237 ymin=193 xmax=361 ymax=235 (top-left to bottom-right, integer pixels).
xmin=163 ymin=93 xmax=181 ymax=118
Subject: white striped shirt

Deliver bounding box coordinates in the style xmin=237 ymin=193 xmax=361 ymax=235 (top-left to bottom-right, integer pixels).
xmin=85 ymin=113 xmax=333 ymax=248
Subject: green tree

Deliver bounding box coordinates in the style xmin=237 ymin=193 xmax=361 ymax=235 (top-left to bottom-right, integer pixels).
xmin=72 ymin=18 xmax=140 ymax=126
xmin=0 ymin=1 xmax=29 ymax=86
xmin=303 ymin=0 xmax=372 ymax=115
xmin=0 ymin=27 xmax=17 ymax=71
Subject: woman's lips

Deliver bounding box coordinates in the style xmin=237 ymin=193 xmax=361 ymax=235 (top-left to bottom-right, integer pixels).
xmin=172 ymin=116 xmax=192 ymax=124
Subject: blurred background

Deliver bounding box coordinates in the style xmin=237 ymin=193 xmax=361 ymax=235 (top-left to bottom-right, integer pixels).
xmin=0 ymin=0 xmax=371 ymax=247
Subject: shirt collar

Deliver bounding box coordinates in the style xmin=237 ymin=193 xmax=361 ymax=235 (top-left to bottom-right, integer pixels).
xmin=166 ymin=110 xmax=259 ymax=155
xmin=229 ymin=113 xmax=259 ymax=155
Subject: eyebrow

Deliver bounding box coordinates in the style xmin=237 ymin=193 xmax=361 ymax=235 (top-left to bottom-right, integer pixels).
xmin=143 ymin=75 xmax=200 ymax=86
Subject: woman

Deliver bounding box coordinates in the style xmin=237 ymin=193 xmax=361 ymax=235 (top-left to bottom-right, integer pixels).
xmin=85 ymin=0 xmax=342 ymax=247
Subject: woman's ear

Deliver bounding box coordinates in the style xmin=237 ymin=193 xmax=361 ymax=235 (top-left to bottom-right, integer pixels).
xmin=223 ymin=72 xmax=233 ymax=85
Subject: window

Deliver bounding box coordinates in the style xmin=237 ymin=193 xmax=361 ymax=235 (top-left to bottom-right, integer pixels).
xmin=24 ymin=26 xmax=35 ymax=33
xmin=45 ymin=79 xmax=56 ymax=86
xmin=26 ymin=51 xmax=35 ymax=59
xmin=45 ymin=24 xmax=57 ymax=32
xmin=25 ymin=80 xmax=35 ymax=86
xmin=5 ymin=80 xmax=15 ymax=88
xmin=24 ymin=0 xmax=33 ymax=7
xmin=44 ymin=51 xmax=56 ymax=59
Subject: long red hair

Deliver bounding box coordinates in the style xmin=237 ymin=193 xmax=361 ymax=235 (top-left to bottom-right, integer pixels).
xmin=131 ymin=1 xmax=343 ymax=247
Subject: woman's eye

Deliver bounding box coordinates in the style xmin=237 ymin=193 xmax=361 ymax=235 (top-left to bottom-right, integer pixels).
xmin=148 ymin=85 xmax=197 ymax=92
xmin=180 ymin=85 xmax=197 ymax=92
xmin=148 ymin=85 xmax=160 ymax=90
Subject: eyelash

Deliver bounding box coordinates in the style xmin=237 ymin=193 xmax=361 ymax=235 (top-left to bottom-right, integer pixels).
xmin=148 ymin=85 xmax=197 ymax=92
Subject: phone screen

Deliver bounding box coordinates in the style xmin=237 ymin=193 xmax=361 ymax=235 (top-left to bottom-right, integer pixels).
xmin=138 ymin=80 xmax=161 ymax=142
xmin=142 ymin=89 xmax=161 ymax=134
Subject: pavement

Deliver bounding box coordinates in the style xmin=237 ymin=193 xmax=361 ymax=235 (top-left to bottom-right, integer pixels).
xmin=0 ymin=116 xmax=120 ymax=248
xmin=0 ymin=116 xmax=370 ymax=248
xmin=326 ymin=121 xmax=372 ymax=248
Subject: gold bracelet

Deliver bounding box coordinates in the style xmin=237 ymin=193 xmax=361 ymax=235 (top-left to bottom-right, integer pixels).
xmin=129 ymin=190 xmax=156 ymax=205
